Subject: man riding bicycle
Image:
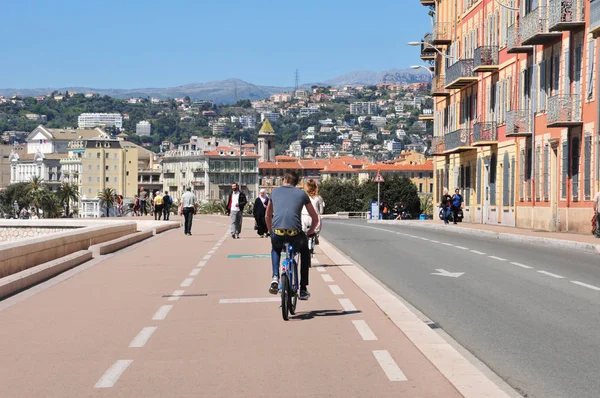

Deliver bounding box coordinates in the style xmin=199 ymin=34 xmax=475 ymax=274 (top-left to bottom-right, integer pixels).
xmin=266 ymin=170 xmax=319 ymax=300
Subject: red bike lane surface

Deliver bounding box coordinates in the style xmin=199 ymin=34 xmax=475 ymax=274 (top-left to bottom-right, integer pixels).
xmin=0 ymin=216 xmax=461 ymax=397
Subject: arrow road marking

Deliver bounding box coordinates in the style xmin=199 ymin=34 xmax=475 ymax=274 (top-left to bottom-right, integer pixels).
xmin=431 ymin=269 xmax=464 ymax=278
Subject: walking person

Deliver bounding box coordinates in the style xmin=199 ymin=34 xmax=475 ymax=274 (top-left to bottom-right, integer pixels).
xmin=133 ymin=195 xmax=140 ymax=216
xmin=593 ymin=189 xmax=600 ymax=237
xmin=163 ymin=191 xmax=172 ymax=221
xmin=153 ymin=191 xmax=164 ymax=220
xmin=226 ymin=183 xmax=247 ymax=239
xmin=253 ymin=189 xmax=270 ymax=237
xmin=441 ymin=190 xmax=452 ymax=224
xmin=450 ymin=189 xmax=463 ymax=225
xmin=301 ymin=179 xmax=324 ymax=244
xmin=139 ymin=187 xmax=148 ymax=216
xmin=181 ymin=187 xmax=197 ymax=236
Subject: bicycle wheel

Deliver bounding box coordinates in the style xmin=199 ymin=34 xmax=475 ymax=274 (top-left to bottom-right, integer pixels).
xmin=281 ymin=273 xmax=289 ymax=321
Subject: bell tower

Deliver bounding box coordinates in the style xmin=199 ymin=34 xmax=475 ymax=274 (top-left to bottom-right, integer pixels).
xmin=258 ymin=118 xmax=276 ymax=162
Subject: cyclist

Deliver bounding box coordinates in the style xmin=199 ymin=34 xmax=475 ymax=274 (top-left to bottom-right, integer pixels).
xmin=266 ymin=170 xmax=319 ymax=300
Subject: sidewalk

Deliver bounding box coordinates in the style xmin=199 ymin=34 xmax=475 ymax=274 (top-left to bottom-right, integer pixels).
xmin=0 ymin=215 xmax=513 ymax=397
xmin=369 ymin=219 xmax=600 ymax=255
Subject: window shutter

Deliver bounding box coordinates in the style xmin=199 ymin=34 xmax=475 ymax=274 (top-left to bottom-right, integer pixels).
xmin=564 ymin=49 xmax=571 ymax=95
xmin=553 ymin=54 xmax=561 ymax=95
xmin=535 ymin=146 xmax=541 ymax=200
xmin=490 ymin=153 xmax=497 ymax=206
xmin=540 ymin=60 xmax=546 ymax=111
xmin=584 ymin=135 xmax=591 ymax=199
xmin=477 ymin=159 xmax=482 ymax=205
xmin=587 ymin=40 xmax=595 ymax=100
xmin=465 ymin=165 xmax=471 ymax=206
xmin=561 ymin=140 xmax=568 ymax=199
xmin=519 ymin=150 xmax=525 ymax=201
xmin=543 ymin=144 xmax=549 ymax=201
xmin=572 ymin=136 xmax=580 ymax=200
xmin=503 ymin=152 xmax=510 ymax=206
xmin=510 ymin=155 xmax=516 ymax=206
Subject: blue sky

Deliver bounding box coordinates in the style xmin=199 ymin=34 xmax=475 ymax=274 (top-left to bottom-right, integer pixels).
xmin=0 ymin=0 xmax=430 ymax=88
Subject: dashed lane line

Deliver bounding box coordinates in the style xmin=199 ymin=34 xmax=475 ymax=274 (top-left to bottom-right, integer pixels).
xmin=197 ymin=261 xmax=207 ymax=267
xmin=316 ymin=267 xmax=326 ymax=273
xmin=94 ymin=360 xmax=133 ymax=388
xmin=470 ymin=250 xmax=486 ymax=255
xmin=571 ymin=281 xmax=600 ymax=291
xmin=352 ymin=320 xmax=377 ymax=341
xmin=442 ymin=242 xmax=452 ymax=246
xmin=537 ymin=270 xmax=565 ymax=279
xmin=372 ymin=350 xmax=407 ymax=381
xmin=455 ymin=246 xmax=469 ymax=250
xmin=338 ymin=298 xmax=357 ymax=312
xmin=152 ymin=305 xmax=173 ymax=321
xmin=328 ymin=284 xmax=344 ymax=295
xmin=321 ymin=274 xmax=334 ymax=283
xmin=312 ymin=258 xmax=320 ymax=264
xmin=189 ymin=268 xmax=201 ymax=276
xmin=129 ymin=327 xmax=157 ymax=348
xmin=510 ymin=262 xmax=533 ymax=269
xmin=488 ymin=256 xmax=507 ymax=261
xmin=203 ymin=255 xmax=211 ymax=260
xmin=180 ymin=278 xmax=194 ymax=287
xmin=429 ymin=240 xmax=439 ymax=243
xmin=168 ymin=290 xmax=185 ymax=301
xmin=208 ymin=250 xmax=215 ymax=254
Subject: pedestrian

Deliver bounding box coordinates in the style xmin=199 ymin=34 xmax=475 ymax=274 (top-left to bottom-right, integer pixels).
xmin=181 ymin=187 xmax=197 ymax=236
xmin=226 ymin=182 xmax=247 ymax=239
xmin=154 ymin=191 xmax=164 ymax=220
xmin=593 ymin=189 xmax=600 ymax=237
xmin=441 ymin=190 xmax=452 ymax=224
xmin=139 ymin=187 xmax=148 ymax=216
xmin=253 ymin=189 xmax=270 ymax=237
xmin=450 ymin=188 xmax=463 ymax=225
xmin=301 ymin=179 xmax=324 ymax=244
xmin=133 ymin=195 xmax=140 ymax=216
xmin=163 ymin=191 xmax=172 ymax=221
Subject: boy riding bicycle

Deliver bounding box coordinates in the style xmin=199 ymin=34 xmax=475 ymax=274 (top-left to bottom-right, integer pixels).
xmin=266 ymin=170 xmax=319 ymax=300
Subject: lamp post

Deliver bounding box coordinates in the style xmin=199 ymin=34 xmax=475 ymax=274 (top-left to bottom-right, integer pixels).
xmin=410 ymin=65 xmax=434 ymax=77
xmin=13 ymin=201 xmax=18 ymax=219
xmin=407 ymin=42 xmax=458 ymax=61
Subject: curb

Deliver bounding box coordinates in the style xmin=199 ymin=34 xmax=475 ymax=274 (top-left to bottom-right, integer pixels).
xmin=367 ymin=220 xmax=600 ymax=255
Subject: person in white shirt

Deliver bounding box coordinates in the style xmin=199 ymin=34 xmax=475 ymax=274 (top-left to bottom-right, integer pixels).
xmin=301 ymin=179 xmax=324 ymax=243
xmin=226 ymin=183 xmax=247 ymax=239
xmin=181 ymin=187 xmax=197 ymax=236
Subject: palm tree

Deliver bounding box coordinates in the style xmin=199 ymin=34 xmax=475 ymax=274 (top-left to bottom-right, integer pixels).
xmin=98 ymin=188 xmax=116 ymax=218
xmin=27 ymin=176 xmax=45 ymax=218
xmin=58 ymin=183 xmax=80 ymax=217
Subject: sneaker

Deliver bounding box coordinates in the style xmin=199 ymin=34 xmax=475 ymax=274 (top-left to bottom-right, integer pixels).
xmin=236 ymin=234 xmax=240 ymax=239
xmin=299 ymin=289 xmax=310 ymax=300
xmin=231 ymin=234 xmax=236 ymax=239
xmin=269 ymin=276 xmax=279 ymax=295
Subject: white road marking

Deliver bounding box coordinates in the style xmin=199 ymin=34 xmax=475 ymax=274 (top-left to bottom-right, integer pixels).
xmin=180 ymin=278 xmax=194 ymax=287
xmin=510 ymin=261 xmax=532 ymax=269
xmin=316 ymin=266 xmax=326 ymax=273
xmin=470 ymin=250 xmax=486 ymax=255
xmin=537 ymin=270 xmax=564 ymax=279
xmin=429 ymin=240 xmax=439 ymax=243
xmin=571 ymin=281 xmax=600 ymax=291
xmin=339 ymin=298 xmax=357 ymax=312
xmin=352 ymin=320 xmax=377 ymax=340
xmin=129 ymin=327 xmax=157 ymax=348
xmin=328 ymin=284 xmax=344 ymax=295
xmin=312 ymin=258 xmax=320 ymax=264
xmin=197 ymin=261 xmax=207 ymax=267
xmin=408 ymin=235 xmax=418 ymax=238
xmin=488 ymin=256 xmax=507 ymax=261
xmin=152 ymin=305 xmax=173 ymax=321
xmin=208 ymin=250 xmax=215 ymax=254
xmin=321 ymin=274 xmax=334 ymax=282
xmin=168 ymin=290 xmax=185 ymax=301
xmin=189 ymin=268 xmax=201 ymax=276
xmin=420 ymin=237 xmax=430 ymax=241
xmin=442 ymin=242 xmax=452 ymax=246
xmin=219 ymin=297 xmax=280 ymax=303
xmin=455 ymin=245 xmax=468 ymax=250
xmin=203 ymin=255 xmax=211 ymax=260
xmin=94 ymin=360 xmax=133 ymax=388
xmin=372 ymin=350 xmax=407 ymax=381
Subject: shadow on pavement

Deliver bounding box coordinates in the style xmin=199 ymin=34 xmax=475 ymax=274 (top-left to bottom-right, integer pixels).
xmin=292 ymin=309 xmax=361 ymax=320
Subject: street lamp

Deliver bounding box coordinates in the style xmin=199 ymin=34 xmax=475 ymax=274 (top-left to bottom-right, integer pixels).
xmin=410 ymin=65 xmax=434 ymax=77
xmin=407 ymin=41 xmax=458 ymax=61
xmin=494 ymin=0 xmax=518 ymax=11
xmin=13 ymin=201 xmax=18 ymax=219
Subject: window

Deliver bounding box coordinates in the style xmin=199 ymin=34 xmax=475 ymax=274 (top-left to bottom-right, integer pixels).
xmin=88 ymin=165 xmax=91 ymax=170
xmin=97 ymin=177 xmax=100 ymax=182
xmin=519 ymin=150 xmax=525 ymax=202
xmin=126 ymin=171 xmax=130 ymax=176
xmin=106 ymin=153 xmax=109 ymax=159
xmin=114 ymin=165 xmax=118 ymax=171
xmin=114 ymin=177 xmax=117 ymax=183
xmin=572 ymin=136 xmax=580 ymax=200
xmin=503 ymin=152 xmax=510 ymax=206
xmin=543 ymin=145 xmax=549 ymax=201
xmin=97 ymin=152 xmax=101 ymax=159
xmin=105 ymin=177 xmax=109 ymax=182
xmin=477 ymin=159 xmax=482 ymax=205
xmin=105 ymin=166 xmax=109 ymax=171
xmin=588 ymin=40 xmax=595 ymax=101
xmin=419 ymin=183 xmax=423 ymax=192
xmin=114 ymin=153 xmax=118 ymax=159
xmin=88 ymin=189 xmax=92 ymax=194
xmin=584 ymin=135 xmax=592 ymax=199
xmin=490 ymin=154 xmax=497 ymax=206
xmin=535 ymin=146 xmax=541 ymax=201
xmin=430 ymin=183 xmax=433 ymax=193
xmin=510 ymin=156 xmax=515 ymax=206
xmin=88 ymin=177 xmax=92 ymax=182
xmin=97 ymin=165 xmax=100 ymax=170
xmin=561 ymin=140 xmax=568 ymax=199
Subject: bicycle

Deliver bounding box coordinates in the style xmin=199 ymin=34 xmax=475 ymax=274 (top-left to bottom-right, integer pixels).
xmin=279 ymin=242 xmax=300 ymax=321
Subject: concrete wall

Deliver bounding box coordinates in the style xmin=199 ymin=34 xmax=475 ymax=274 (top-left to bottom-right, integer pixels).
xmin=0 ymin=226 xmax=79 ymax=242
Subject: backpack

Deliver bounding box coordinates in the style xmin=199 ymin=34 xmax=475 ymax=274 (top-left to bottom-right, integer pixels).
xmin=165 ymin=195 xmax=172 ymax=205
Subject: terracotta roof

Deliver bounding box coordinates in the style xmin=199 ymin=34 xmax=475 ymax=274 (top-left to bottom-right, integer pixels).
xmin=275 ymin=155 xmax=297 ymax=162
xmin=365 ymin=161 xmax=433 ymax=172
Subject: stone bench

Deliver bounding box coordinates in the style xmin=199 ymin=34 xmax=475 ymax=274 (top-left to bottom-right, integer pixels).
xmin=90 ymin=229 xmax=154 ymax=256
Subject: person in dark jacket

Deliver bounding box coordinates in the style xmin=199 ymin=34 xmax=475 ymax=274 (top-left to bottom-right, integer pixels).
xmin=226 ymin=183 xmax=248 ymax=239
xmin=450 ymin=189 xmax=463 ymax=225
xmin=441 ymin=190 xmax=452 ymax=224
xmin=163 ymin=191 xmax=172 ymax=221
xmin=253 ymin=189 xmax=270 ymax=237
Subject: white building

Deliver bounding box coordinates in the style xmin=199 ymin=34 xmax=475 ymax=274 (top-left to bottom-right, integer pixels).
xmin=350 ymin=131 xmax=362 ymax=142
xmin=26 ymin=125 xmax=109 ymax=155
xmin=349 ymin=102 xmax=378 ymax=115
xmin=212 ymin=122 xmax=228 ymax=135
xmin=299 ymin=106 xmax=320 ymax=117
xmin=288 ymin=141 xmax=302 ymax=158
xmin=136 ymin=121 xmax=151 ymax=137
xmin=231 ymin=115 xmax=256 ymax=129
xmin=386 ymin=140 xmax=403 ymax=153
xmin=396 ymin=129 xmax=407 ymax=139
xmin=78 ymin=113 xmax=123 ymax=130
xmin=260 ymin=112 xmax=280 ymax=122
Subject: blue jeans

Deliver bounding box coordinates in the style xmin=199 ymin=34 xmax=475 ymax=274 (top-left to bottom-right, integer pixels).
xmin=443 ymin=207 xmax=450 ymax=224
xmin=271 ymin=232 xmax=310 ymax=289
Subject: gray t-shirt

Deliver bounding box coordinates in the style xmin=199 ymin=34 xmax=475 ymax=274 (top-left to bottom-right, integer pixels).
xmin=271 ymin=185 xmax=311 ymax=231
xmin=181 ymin=191 xmax=196 ymax=208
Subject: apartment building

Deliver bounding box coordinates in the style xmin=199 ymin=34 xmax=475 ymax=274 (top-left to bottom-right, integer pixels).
xmin=420 ymin=0 xmax=597 ymax=233
xmin=136 ymin=121 xmax=151 ymax=136
xmin=350 ymin=102 xmax=378 ymax=115
xmin=78 ymin=113 xmax=123 ymax=130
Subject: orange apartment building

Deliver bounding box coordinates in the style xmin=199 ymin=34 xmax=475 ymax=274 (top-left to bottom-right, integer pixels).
xmin=420 ymin=0 xmax=599 ymax=233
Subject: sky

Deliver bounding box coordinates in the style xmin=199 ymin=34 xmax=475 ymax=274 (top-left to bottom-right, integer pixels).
xmin=0 ymin=0 xmax=430 ymax=89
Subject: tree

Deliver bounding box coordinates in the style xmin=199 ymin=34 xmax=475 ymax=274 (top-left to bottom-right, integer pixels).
xmin=58 ymin=183 xmax=80 ymax=217
xmin=0 ymin=182 xmax=31 ymax=217
xmin=319 ymin=178 xmax=363 ymax=214
xmin=98 ymin=188 xmax=116 ymax=217
xmin=27 ymin=176 xmax=45 ymax=217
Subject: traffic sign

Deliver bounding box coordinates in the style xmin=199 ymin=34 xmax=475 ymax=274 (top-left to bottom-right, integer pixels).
xmin=374 ymin=173 xmax=384 ymax=183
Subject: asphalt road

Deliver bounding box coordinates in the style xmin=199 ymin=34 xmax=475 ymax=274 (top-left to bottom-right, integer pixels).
xmin=322 ymin=220 xmax=600 ymax=398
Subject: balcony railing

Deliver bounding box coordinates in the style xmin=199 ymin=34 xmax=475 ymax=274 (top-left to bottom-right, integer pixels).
xmin=473 ymin=46 xmax=499 ymax=73
xmin=419 ymin=109 xmax=434 ymax=120
xmin=506 ymin=109 xmax=533 ymax=136
xmin=507 ymin=22 xmax=533 ymax=53
xmin=548 ymin=0 xmax=584 ymax=31
xmin=432 ymin=22 xmax=452 ymax=45
xmin=444 ymin=129 xmax=473 ymax=152
xmin=445 ymin=59 xmax=478 ymax=89
xmin=420 ymin=0 xmax=435 ymax=6
xmin=421 ymin=34 xmax=436 ymax=60
xmin=520 ymin=6 xmax=562 ymax=45
xmin=472 ymin=122 xmax=498 ymax=145
xmin=547 ymin=94 xmax=582 ymax=127
xmin=430 ymin=137 xmax=445 ymax=156
xmin=431 ymin=74 xmax=449 ymax=97
xmin=591 ymin=0 xmax=600 ymax=36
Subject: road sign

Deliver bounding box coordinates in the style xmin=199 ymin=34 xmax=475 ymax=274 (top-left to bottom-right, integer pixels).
xmin=374 ymin=173 xmax=384 ymax=183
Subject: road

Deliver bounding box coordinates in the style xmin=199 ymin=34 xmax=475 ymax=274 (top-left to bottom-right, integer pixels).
xmin=322 ymin=220 xmax=600 ymax=398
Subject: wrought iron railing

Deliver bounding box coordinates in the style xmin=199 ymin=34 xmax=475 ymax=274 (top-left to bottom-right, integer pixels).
xmin=474 ymin=46 xmax=499 ymax=69
xmin=432 ymin=22 xmax=451 ymax=42
xmin=507 ymin=23 xmax=524 ymax=50
xmin=431 ymin=74 xmax=448 ymax=95
xmin=431 ymin=137 xmax=445 ymax=154
xmin=444 ymin=129 xmax=471 ymax=151
xmin=506 ymin=109 xmax=532 ymax=135
xmin=592 ymin=0 xmax=600 ymax=32
xmin=547 ymin=94 xmax=582 ymax=124
xmin=472 ymin=122 xmax=498 ymax=142
xmin=520 ymin=6 xmax=549 ymax=43
xmin=445 ymin=59 xmax=475 ymax=85
xmin=549 ymin=0 xmax=584 ymax=29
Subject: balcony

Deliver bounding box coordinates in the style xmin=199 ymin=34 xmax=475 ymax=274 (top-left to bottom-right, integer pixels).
xmin=591 ymin=0 xmax=600 ymax=36
xmin=506 ymin=109 xmax=533 ymax=137
xmin=520 ymin=6 xmax=562 ymax=45
xmin=420 ymin=34 xmax=436 ymax=61
xmin=444 ymin=129 xmax=474 ymax=153
xmin=420 ymin=0 xmax=435 ymax=6
xmin=507 ymin=22 xmax=534 ymax=54
xmin=419 ymin=109 xmax=434 ymax=121
xmin=430 ymin=137 xmax=446 ymax=156
xmin=191 ymin=178 xmax=206 ymax=186
xmin=432 ymin=22 xmax=452 ymax=45
xmin=445 ymin=59 xmax=478 ymax=89
xmin=548 ymin=0 xmax=584 ymax=32
xmin=547 ymin=94 xmax=582 ymax=127
xmin=472 ymin=122 xmax=498 ymax=146
xmin=431 ymin=74 xmax=450 ymax=97
xmin=473 ymin=46 xmax=499 ymax=73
